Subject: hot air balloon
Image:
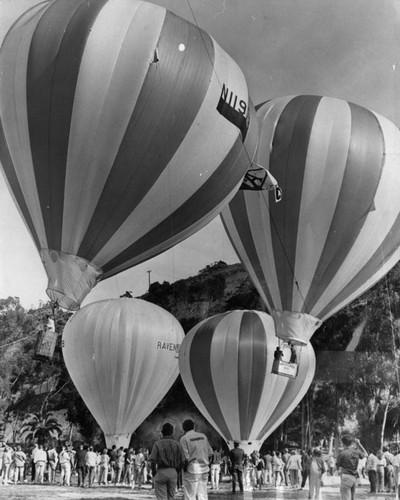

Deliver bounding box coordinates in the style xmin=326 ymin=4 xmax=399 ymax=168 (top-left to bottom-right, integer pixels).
xmin=179 ymin=310 xmax=315 ymax=454
xmin=0 ymin=0 xmax=258 ymax=311
xmin=62 ymin=298 xmax=184 ymax=448
xmin=222 ymin=95 xmax=400 ymax=345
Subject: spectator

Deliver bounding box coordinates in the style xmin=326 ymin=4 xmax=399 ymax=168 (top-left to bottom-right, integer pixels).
xmin=179 ymin=419 xmax=213 ymax=500
xmin=149 ymin=422 xmax=185 ymax=500
xmin=272 ymin=451 xmax=284 ymax=486
xmin=210 ymin=447 xmax=222 ymax=490
xmin=308 ymin=447 xmax=325 ymax=500
xmin=263 ymin=450 xmax=273 ymax=485
xmin=59 ymin=444 xmax=72 ymax=486
xmin=13 ymin=445 xmax=27 ymax=484
xmin=383 ymin=446 xmax=395 ymax=493
xmin=286 ymin=449 xmax=302 ymax=489
xmin=133 ymin=447 xmax=146 ymax=490
xmin=327 ymin=454 xmax=336 ymax=475
xmin=229 ymin=442 xmax=244 ymax=494
xmin=34 ymin=444 xmax=47 ymax=484
xmin=336 ymin=435 xmax=367 ymax=500
xmin=2 ymin=445 xmax=13 ymax=485
xmin=85 ymin=446 xmax=97 ymax=487
xmin=115 ymin=446 xmax=125 ymax=485
xmin=393 ymin=448 xmax=400 ymax=500
xmin=75 ymin=444 xmax=87 ymax=488
xmin=282 ymin=448 xmax=291 ymax=486
xmin=376 ymin=450 xmax=387 ymax=493
xmin=301 ymin=449 xmax=311 ymax=489
xmin=99 ymin=448 xmax=110 ymax=485
xmin=47 ymin=444 xmax=58 ymax=483
xmin=366 ymin=450 xmax=378 ymax=494
xmin=30 ymin=443 xmax=39 ymax=482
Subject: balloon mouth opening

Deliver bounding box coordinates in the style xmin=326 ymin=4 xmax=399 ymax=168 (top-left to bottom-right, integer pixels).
xmin=46 ymin=288 xmax=81 ymax=311
xmin=41 ymin=249 xmax=103 ymax=311
xmin=272 ymin=310 xmax=322 ymax=345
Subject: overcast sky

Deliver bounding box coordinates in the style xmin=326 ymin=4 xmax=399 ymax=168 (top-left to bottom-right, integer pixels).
xmin=1 ymin=0 xmax=399 ymax=309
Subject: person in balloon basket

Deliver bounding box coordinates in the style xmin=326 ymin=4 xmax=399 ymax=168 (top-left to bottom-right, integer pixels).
xmin=229 ymin=442 xmax=245 ymax=494
xmin=149 ymin=422 xmax=185 ymax=500
xmin=336 ymin=434 xmax=367 ymax=500
xmin=179 ymin=419 xmax=213 ymax=500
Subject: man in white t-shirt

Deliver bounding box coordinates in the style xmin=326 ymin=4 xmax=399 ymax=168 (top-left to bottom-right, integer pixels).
xmin=179 ymin=419 xmax=212 ymax=500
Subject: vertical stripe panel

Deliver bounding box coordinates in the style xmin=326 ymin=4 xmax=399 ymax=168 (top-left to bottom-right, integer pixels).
xmin=62 ymin=0 xmax=165 ymax=253
xmin=26 ymin=0 xmax=109 ymax=249
xmin=78 ymin=12 xmax=215 ymax=260
xmin=238 ymin=312 xmax=267 ymax=438
xmin=303 ymin=103 xmax=385 ymax=313
xmin=0 ymin=3 xmax=49 ymax=249
xmin=293 ymin=98 xmax=352 ymax=311
xmin=188 ymin=317 xmax=233 ymax=441
xmin=0 ymin=122 xmax=40 ymax=249
xmin=268 ymin=96 xmax=322 ymax=311
xmin=209 ymin=313 xmax=242 ymax=441
xmin=223 ymin=192 xmax=276 ymax=309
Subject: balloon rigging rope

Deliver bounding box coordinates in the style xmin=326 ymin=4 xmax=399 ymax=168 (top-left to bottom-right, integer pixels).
xmin=184 ymin=0 xmax=255 ymax=169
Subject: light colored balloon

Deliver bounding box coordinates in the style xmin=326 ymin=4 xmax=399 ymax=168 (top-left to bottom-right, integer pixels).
xmin=222 ymin=95 xmax=400 ymax=344
xmin=0 ymin=0 xmax=258 ymax=310
xmin=62 ymin=298 xmax=184 ymax=447
xmin=179 ymin=310 xmax=315 ymax=454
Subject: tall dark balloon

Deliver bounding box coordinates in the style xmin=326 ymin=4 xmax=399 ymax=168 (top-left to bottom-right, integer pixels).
xmin=0 ymin=0 xmax=258 ymax=310
xmin=179 ymin=310 xmax=315 ymax=453
xmin=222 ymin=95 xmax=400 ymax=344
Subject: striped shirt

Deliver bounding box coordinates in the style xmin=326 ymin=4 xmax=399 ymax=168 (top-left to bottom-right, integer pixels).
xmin=150 ymin=437 xmax=185 ymax=470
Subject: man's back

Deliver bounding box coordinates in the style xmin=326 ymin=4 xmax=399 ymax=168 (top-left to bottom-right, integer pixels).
xmin=230 ymin=447 xmax=244 ymax=468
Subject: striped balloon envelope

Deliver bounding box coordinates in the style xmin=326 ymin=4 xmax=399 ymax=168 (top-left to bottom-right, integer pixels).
xmin=179 ymin=310 xmax=315 ymax=454
xmin=0 ymin=0 xmax=258 ymax=310
xmin=63 ymin=298 xmax=184 ymax=448
xmin=221 ymin=95 xmax=400 ymax=345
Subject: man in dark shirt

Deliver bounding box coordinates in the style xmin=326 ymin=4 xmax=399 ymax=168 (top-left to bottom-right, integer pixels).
xmin=75 ymin=444 xmax=87 ymax=488
xmin=150 ymin=423 xmax=185 ymax=500
xmin=229 ymin=442 xmax=244 ymax=494
xmin=336 ymin=435 xmax=367 ymax=500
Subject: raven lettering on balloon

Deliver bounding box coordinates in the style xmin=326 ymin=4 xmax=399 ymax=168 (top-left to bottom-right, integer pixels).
xmin=156 ymin=341 xmax=180 ymax=357
xmin=217 ymin=84 xmax=249 ymax=139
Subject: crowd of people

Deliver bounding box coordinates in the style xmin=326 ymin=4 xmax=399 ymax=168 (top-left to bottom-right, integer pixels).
xmin=0 ymin=440 xmax=154 ymax=488
xmin=3 ymin=429 xmax=400 ymax=500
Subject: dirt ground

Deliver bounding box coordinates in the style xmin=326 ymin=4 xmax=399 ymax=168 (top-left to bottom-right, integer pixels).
xmin=0 ymin=475 xmax=394 ymax=500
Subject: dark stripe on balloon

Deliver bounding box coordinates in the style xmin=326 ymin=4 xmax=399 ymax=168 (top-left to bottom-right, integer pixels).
xmin=318 ymin=210 xmax=400 ymax=320
xmin=238 ymin=312 xmax=267 ymax=438
xmin=303 ymin=103 xmax=385 ymax=314
xmin=26 ymin=0 xmax=108 ymax=250
xmin=101 ymin=132 xmax=250 ymax=276
xmin=255 ymin=346 xmax=313 ymax=441
xmin=0 ymin=120 xmax=41 ymax=250
xmin=267 ymin=96 xmax=322 ymax=311
xmin=79 ymin=12 xmax=215 ymax=260
xmin=221 ymin=192 xmax=275 ymax=309
xmin=188 ymin=315 xmax=233 ymax=441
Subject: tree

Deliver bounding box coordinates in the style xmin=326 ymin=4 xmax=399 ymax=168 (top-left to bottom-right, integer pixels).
xmin=20 ymin=411 xmax=62 ymax=445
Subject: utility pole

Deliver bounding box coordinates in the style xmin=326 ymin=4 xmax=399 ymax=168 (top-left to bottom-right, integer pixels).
xmin=147 ymin=270 xmax=151 ymax=291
